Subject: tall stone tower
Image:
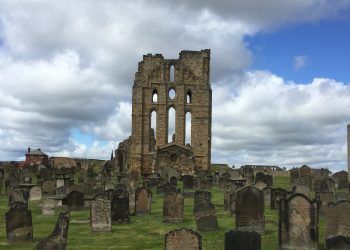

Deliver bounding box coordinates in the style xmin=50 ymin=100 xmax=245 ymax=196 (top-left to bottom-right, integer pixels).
xmin=129 ymin=50 xmax=212 ymax=176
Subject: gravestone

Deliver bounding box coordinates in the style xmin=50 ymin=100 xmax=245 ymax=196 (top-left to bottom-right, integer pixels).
xmin=6 ymin=203 xmax=33 ymax=242
xmin=66 ymin=191 xmax=85 ymax=210
xmin=224 ymin=186 xmax=235 ymax=211
xmin=29 ymin=186 xmax=42 ymax=201
xmin=170 ymin=176 xmax=177 ymax=186
xmin=279 ymin=193 xmax=318 ymax=250
xmin=8 ymin=188 xmax=27 ymax=208
xmin=135 ymin=187 xmax=152 ymax=215
xmin=224 ymin=230 xmax=261 ymax=250
xmin=4 ymin=177 xmax=19 ymax=193
xmin=326 ymin=200 xmax=350 ymax=238
xmin=299 ymin=165 xmax=312 ymax=187
xmin=229 ymin=192 xmax=236 ymax=215
xmin=42 ymin=199 xmax=55 ymax=215
xmin=263 ymin=187 xmax=271 ymax=208
xmin=255 ymin=181 xmax=267 ymax=190
xmin=56 ymin=186 xmax=68 ymax=196
xmin=43 ymin=180 xmax=55 ymax=195
xmin=290 ymin=168 xmax=299 ymax=185
xmin=336 ymin=192 xmax=350 ymax=201
xmin=333 ymin=171 xmax=348 ymax=190
xmin=34 ymin=212 xmax=70 ymax=250
xmin=326 ymin=235 xmax=350 ymax=250
xmin=235 ymin=185 xmax=265 ymax=234
xmin=292 ymin=184 xmax=310 ymax=198
xmin=90 ymin=196 xmax=112 ymax=232
xmin=194 ymin=191 xmax=219 ymax=231
xmin=183 ymin=175 xmax=194 ymax=189
xmin=316 ymin=192 xmax=335 ymax=215
xmin=165 ymin=228 xmax=202 ymax=250
xmin=163 ymin=188 xmax=184 ymax=223
xmin=271 ymin=188 xmax=288 ymax=210
xmin=111 ymin=190 xmax=130 ymax=224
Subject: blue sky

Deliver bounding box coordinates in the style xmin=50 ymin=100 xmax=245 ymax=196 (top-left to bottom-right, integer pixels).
xmin=246 ymin=19 xmax=350 ymax=83
xmin=1 ymin=1 xmax=350 ymax=172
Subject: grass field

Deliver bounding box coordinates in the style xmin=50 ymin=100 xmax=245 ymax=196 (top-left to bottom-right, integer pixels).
xmin=0 ymin=176 xmax=328 ymax=249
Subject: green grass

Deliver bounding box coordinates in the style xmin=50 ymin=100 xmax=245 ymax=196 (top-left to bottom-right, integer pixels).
xmin=0 ymin=176 xmax=328 ymax=249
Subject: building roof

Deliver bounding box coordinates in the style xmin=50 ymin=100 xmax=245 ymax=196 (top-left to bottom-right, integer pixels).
xmin=26 ymin=149 xmax=48 ymax=156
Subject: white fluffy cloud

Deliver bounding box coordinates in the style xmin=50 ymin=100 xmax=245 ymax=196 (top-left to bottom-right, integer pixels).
xmin=0 ymin=1 xmax=349 ymax=171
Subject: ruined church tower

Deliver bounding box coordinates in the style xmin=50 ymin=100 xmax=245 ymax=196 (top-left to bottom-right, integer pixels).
xmin=129 ymin=50 xmax=212 ymax=175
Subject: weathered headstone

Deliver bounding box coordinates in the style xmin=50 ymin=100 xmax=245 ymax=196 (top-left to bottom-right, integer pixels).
xmin=163 ymin=188 xmax=184 ymax=223
xmin=235 ymin=185 xmax=265 ymax=234
xmin=326 ymin=200 xmax=350 ymax=238
xmin=194 ymin=191 xmax=219 ymax=231
xmin=165 ymin=228 xmax=202 ymax=250
xmin=292 ymin=184 xmax=310 ymax=198
xmin=271 ymin=188 xmax=288 ymax=210
xmin=29 ymin=186 xmax=42 ymax=201
xmin=224 ymin=230 xmax=261 ymax=250
xmin=111 ymin=190 xmax=130 ymax=224
xmin=316 ymin=191 xmax=335 ymax=215
xmin=170 ymin=176 xmax=177 ymax=186
xmin=135 ymin=187 xmax=152 ymax=215
xmin=90 ymin=196 xmax=112 ymax=232
xmin=42 ymin=199 xmax=55 ymax=215
xmin=279 ymin=193 xmax=318 ymax=250
xmin=35 ymin=212 xmax=70 ymax=250
xmin=66 ymin=191 xmax=85 ymax=210
xmin=326 ymin=235 xmax=350 ymax=250
xmin=333 ymin=170 xmax=348 ymax=190
xmin=8 ymin=188 xmax=27 ymax=208
xmin=43 ymin=180 xmax=55 ymax=195
xmin=5 ymin=203 xmax=33 ymax=242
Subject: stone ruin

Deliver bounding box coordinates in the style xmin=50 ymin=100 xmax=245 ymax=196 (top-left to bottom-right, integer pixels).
xmin=114 ymin=50 xmax=212 ymax=177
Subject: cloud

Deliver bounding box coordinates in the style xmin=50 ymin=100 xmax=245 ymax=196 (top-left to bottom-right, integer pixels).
xmin=294 ymin=55 xmax=307 ymax=70
xmin=212 ymin=71 xmax=350 ymax=171
xmin=0 ymin=1 xmax=349 ymax=172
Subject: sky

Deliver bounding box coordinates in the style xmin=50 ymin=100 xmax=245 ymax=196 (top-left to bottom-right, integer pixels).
xmin=0 ymin=0 xmax=350 ymax=172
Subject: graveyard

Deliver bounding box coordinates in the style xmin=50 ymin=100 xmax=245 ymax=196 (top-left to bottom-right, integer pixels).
xmin=1 ymin=171 xmax=347 ymax=249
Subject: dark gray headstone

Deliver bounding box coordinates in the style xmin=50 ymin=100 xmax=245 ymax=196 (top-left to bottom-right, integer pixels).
xmin=183 ymin=175 xmax=194 ymax=189
xmin=111 ymin=190 xmax=130 ymax=224
xmin=35 ymin=212 xmax=70 ymax=250
xmin=235 ymin=185 xmax=265 ymax=234
xmin=6 ymin=203 xmax=33 ymax=242
xmin=67 ymin=191 xmax=85 ymax=210
xmin=326 ymin=235 xmax=350 ymax=250
xmin=225 ymin=230 xmax=261 ymax=250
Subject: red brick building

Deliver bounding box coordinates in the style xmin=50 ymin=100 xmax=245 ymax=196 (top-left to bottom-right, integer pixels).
xmin=25 ymin=147 xmax=49 ymax=166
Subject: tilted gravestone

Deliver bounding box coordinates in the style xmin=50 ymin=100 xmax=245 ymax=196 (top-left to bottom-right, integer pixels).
xmin=111 ymin=190 xmax=130 ymax=224
xmin=163 ymin=188 xmax=184 ymax=223
xmin=6 ymin=203 xmax=33 ymax=242
xmin=135 ymin=187 xmax=152 ymax=215
xmin=29 ymin=186 xmax=42 ymax=201
xmin=35 ymin=212 xmax=70 ymax=250
xmin=326 ymin=235 xmax=350 ymax=250
xmin=235 ymin=185 xmax=265 ymax=234
xmin=66 ymin=191 xmax=85 ymax=210
xmin=165 ymin=228 xmax=202 ymax=250
xmin=326 ymin=200 xmax=350 ymax=238
xmin=193 ymin=191 xmax=219 ymax=231
xmin=292 ymin=184 xmax=310 ymax=198
xmin=279 ymin=193 xmax=318 ymax=250
xmin=42 ymin=198 xmax=55 ymax=215
xmin=90 ymin=195 xmax=111 ymax=232
xmin=224 ymin=230 xmax=261 ymax=250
